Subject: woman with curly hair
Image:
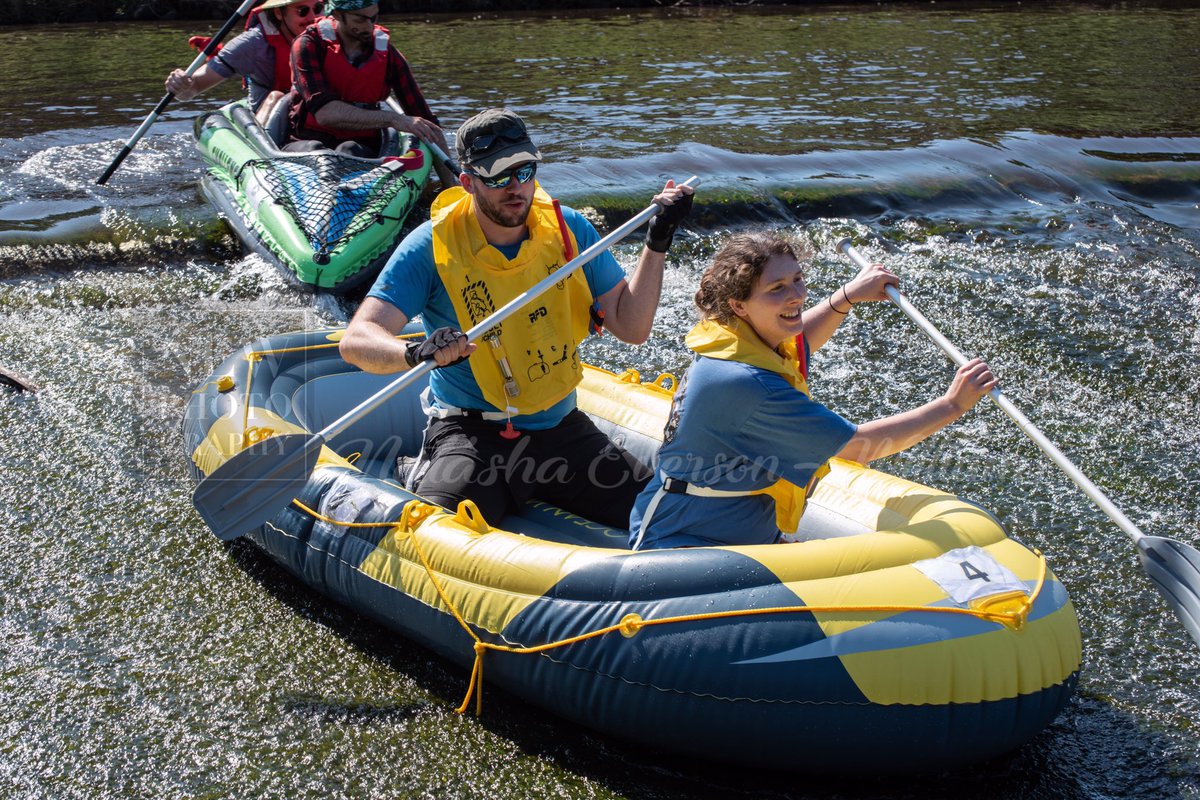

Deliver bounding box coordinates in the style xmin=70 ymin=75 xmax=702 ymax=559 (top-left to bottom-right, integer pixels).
xmin=629 ymin=232 xmax=997 ymax=550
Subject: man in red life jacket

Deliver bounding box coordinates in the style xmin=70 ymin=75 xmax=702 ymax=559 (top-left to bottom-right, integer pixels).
xmin=164 ymin=0 xmax=318 ymax=126
xmin=284 ymin=0 xmax=448 ymax=158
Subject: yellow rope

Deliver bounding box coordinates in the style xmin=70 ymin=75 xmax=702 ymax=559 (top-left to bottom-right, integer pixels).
xmin=290 ymin=498 xmax=1051 ymax=716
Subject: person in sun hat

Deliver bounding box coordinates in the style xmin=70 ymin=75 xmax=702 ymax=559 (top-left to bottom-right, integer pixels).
xmin=165 ymin=0 xmax=322 ymax=125
xmin=283 ymin=0 xmax=448 ymax=158
xmin=628 ymin=231 xmax=997 ymax=551
xmin=339 ymin=108 xmax=695 ymax=528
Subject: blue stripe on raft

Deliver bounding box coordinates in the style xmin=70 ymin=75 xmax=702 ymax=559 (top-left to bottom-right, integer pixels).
xmin=246 ymin=468 xmax=403 ymax=592
xmin=499 ymin=548 xmax=873 ymax=705
xmin=735 ymin=578 xmax=1070 ymax=664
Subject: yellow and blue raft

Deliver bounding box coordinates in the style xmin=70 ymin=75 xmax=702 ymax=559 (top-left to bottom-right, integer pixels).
xmin=183 ymin=327 xmax=1081 ymax=774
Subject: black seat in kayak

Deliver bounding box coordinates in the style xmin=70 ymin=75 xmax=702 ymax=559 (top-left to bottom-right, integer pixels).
xmin=261 ymin=92 xmax=404 ymax=159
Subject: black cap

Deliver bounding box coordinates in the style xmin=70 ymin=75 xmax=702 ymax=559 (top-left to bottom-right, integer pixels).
xmin=455 ymin=108 xmax=542 ymax=178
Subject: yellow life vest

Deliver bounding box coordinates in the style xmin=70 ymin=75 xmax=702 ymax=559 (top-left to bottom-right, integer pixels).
xmin=684 ymin=318 xmax=832 ymax=532
xmin=430 ymin=184 xmax=594 ymax=415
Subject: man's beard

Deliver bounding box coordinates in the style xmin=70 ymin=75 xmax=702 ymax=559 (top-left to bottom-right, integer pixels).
xmin=348 ymin=26 xmax=373 ymax=47
xmin=474 ymin=190 xmax=531 ymax=229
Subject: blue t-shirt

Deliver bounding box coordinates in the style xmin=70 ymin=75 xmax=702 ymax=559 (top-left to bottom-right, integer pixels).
xmin=629 ymin=356 xmax=857 ymax=549
xmin=368 ymin=205 xmax=625 ymax=430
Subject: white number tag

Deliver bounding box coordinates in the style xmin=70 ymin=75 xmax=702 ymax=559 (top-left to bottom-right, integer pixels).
xmin=914 ymin=546 xmax=1028 ymax=606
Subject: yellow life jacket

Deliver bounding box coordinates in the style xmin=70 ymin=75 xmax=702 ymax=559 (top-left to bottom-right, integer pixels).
xmin=431 ymin=184 xmax=594 ymax=415
xmin=684 ymin=318 xmax=832 ymax=532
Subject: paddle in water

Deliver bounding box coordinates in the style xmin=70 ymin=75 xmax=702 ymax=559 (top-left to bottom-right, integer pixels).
xmin=193 ymin=176 xmax=701 ymax=540
xmin=837 ymin=238 xmax=1200 ymax=650
xmin=96 ymin=0 xmax=259 ymax=185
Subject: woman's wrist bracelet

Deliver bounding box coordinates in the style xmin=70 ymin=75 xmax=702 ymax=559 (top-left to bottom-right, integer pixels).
xmin=842 ymin=285 xmax=857 ymax=307
xmin=827 ymin=295 xmax=849 ymax=315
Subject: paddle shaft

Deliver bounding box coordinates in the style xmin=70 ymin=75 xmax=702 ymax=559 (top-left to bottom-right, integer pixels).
xmin=836 ymin=239 xmax=1146 ymax=546
xmin=96 ymin=0 xmax=258 ymax=186
xmin=317 ymin=176 xmax=700 ymax=442
xmin=381 ymin=98 xmax=460 ymax=177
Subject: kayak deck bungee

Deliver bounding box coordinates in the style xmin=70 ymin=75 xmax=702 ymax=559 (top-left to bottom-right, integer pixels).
xmin=184 ymin=327 xmax=1082 ymax=774
xmin=193 ymin=99 xmax=433 ymax=295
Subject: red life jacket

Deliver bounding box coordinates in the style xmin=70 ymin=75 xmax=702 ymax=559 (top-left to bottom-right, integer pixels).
xmin=247 ymin=10 xmax=295 ymax=95
xmin=188 ymin=9 xmax=296 ymax=95
xmin=301 ymin=18 xmax=390 ymax=143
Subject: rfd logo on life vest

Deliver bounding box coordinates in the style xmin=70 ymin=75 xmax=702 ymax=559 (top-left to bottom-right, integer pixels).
xmin=914 ymin=546 xmax=1029 ymax=606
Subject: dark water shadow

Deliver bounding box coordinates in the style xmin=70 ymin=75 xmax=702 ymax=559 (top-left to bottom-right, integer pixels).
xmin=223 ymin=539 xmax=1192 ymax=800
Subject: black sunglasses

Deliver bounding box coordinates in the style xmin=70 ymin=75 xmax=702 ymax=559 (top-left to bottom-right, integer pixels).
xmin=292 ymin=2 xmax=323 ymax=16
xmin=463 ymin=126 xmax=528 ymax=160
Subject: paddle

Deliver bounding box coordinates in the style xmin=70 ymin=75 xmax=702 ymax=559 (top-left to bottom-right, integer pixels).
xmin=0 ymin=364 xmax=39 ymax=393
xmin=837 ymin=238 xmax=1200 ymax=649
xmin=426 ymin=140 xmax=461 ymax=190
xmin=193 ymin=176 xmax=701 ymax=540
xmin=381 ymin=97 xmax=460 ymax=184
xmin=96 ymin=0 xmax=259 ymax=186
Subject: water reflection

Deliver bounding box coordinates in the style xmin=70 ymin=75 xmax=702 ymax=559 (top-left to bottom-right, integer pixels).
xmin=1 ymin=3 xmax=1199 ymax=799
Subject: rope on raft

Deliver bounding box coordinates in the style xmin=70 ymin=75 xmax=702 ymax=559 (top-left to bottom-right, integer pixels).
xmin=290 ymin=497 xmax=1050 ymax=718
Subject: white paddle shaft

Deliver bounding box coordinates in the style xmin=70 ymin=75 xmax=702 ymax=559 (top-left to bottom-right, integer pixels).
xmin=837 ymin=238 xmax=1146 ymax=545
xmin=319 ymin=176 xmax=701 ymax=441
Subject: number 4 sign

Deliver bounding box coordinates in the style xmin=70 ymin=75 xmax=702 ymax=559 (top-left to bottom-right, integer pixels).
xmin=914 ymin=546 xmax=1029 ymax=606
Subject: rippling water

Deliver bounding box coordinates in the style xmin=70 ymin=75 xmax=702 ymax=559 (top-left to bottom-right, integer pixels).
xmin=1 ymin=3 xmax=1198 ymax=798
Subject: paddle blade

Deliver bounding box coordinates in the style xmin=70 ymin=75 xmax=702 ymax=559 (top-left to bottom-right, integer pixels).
xmin=192 ymin=433 xmax=322 ymax=541
xmin=1137 ymin=535 xmax=1200 ymax=649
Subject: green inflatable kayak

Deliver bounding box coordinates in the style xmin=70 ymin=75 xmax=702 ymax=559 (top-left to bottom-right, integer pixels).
xmin=193 ymin=98 xmax=433 ymax=295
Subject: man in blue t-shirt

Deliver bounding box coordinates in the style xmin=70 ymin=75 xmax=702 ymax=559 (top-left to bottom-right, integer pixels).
xmin=340 ymin=108 xmax=694 ymax=528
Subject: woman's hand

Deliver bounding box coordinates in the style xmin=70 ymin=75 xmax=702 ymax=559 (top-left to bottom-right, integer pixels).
xmin=842 ymin=262 xmax=899 ymax=305
xmin=944 ymin=357 xmax=999 ymax=412
xmin=165 ymin=69 xmax=199 ymax=100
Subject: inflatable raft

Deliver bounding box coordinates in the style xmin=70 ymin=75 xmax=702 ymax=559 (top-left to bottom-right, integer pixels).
xmin=183 ymin=327 xmax=1082 ymax=773
xmin=193 ymin=99 xmax=433 ymax=295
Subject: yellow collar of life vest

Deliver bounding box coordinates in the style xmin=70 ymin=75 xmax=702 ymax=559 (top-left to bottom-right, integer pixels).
xmin=685 ymin=318 xmax=810 ymax=398
xmin=682 ymin=317 xmax=826 ymax=534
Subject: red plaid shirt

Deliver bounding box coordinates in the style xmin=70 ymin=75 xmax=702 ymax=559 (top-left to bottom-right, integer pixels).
xmin=289 ymin=22 xmax=439 ymax=145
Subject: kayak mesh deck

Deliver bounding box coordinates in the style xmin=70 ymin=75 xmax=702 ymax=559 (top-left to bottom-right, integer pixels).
xmin=239 ymin=153 xmax=419 ymax=262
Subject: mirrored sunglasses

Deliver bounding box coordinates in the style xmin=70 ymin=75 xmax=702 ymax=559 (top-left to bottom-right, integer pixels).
xmin=472 ymin=162 xmax=537 ymax=189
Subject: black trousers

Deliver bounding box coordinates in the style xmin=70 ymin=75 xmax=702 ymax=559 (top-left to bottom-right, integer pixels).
xmin=413 ymin=410 xmax=652 ymax=530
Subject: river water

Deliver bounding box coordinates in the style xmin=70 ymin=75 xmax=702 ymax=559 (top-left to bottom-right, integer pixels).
xmin=1 ymin=3 xmax=1198 ymax=798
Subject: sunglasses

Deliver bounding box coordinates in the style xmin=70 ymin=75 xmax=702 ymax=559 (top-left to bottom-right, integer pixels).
xmin=471 ymin=162 xmax=537 ymax=189
xmin=343 ymin=9 xmax=378 ymax=24
xmin=462 ymin=126 xmax=528 ymax=160
xmin=291 ymin=2 xmax=323 ymax=16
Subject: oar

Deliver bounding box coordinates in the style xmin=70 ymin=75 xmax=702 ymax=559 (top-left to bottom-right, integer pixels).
xmin=427 ymin=140 xmax=461 ymax=190
xmin=382 ymin=98 xmax=461 ymax=180
xmin=193 ymin=176 xmax=701 ymax=540
xmin=837 ymin=238 xmax=1200 ymax=649
xmin=0 ymin=364 xmax=39 ymax=393
xmin=96 ymin=0 xmax=259 ymax=185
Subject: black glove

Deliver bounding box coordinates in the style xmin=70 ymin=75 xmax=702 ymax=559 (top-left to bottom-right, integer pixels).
xmin=404 ymin=326 xmax=470 ymax=368
xmin=644 ymin=191 xmax=694 ymax=253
